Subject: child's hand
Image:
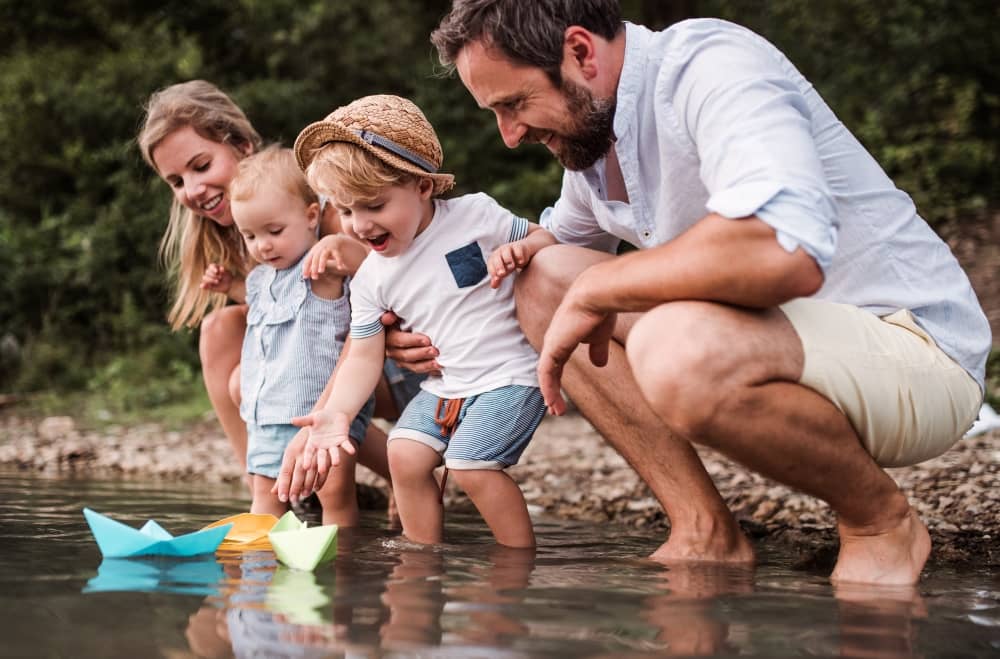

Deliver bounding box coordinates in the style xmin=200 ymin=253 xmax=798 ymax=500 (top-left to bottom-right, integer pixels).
xmin=291 ymin=409 xmax=356 ymax=475
xmin=302 ymin=235 xmax=368 ymax=279
xmin=200 ymin=263 xmax=233 ymax=293
xmin=487 ymin=241 xmax=532 ymax=288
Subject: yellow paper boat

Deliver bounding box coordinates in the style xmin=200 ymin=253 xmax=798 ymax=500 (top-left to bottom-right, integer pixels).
xmin=202 ymin=513 xmax=279 ymax=552
xmin=268 ymin=511 xmax=338 ymax=571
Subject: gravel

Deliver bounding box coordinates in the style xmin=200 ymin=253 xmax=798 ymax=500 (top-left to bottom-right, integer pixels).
xmin=1 ymin=411 xmax=997 ymax=567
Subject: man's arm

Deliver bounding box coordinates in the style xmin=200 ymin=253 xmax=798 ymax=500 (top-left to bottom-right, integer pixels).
xmin=537 ymin=213 xmax=822 ymax=414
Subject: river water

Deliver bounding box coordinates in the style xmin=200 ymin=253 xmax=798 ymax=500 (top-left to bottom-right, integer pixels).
xmin=1 ymin=470 xmax=997 ymax=657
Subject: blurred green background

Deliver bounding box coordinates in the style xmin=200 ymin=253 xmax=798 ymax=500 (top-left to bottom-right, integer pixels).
xmin=1 ymin=0 xmax=997 ymax=424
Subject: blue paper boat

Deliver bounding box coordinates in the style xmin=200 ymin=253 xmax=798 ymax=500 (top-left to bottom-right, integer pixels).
xmin=83 ymin=556 xmax=225 ymax=596
xmin=83 ymin=508 xmax=233 ymax=558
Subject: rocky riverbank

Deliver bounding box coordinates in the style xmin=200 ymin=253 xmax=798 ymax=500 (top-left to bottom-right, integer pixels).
xmin=1 ymin=411 xmax=997 ymax=567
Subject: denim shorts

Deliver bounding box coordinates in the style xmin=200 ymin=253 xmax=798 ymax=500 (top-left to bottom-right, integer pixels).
xmin=388 ymin=385 xmax=545 ymax=470
xmin=246 ymin=397 xmax=374 ymax=478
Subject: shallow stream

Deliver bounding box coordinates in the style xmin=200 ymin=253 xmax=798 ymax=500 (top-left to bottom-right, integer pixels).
xmin=1 ymin=470 xmax=998 ymax=657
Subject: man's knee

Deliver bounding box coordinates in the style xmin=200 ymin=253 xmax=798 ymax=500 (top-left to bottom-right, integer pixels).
xmin=515 ymin=245 xmax=612 ymax=347
xmin=626 ymin=303 xmax=730 ymax=439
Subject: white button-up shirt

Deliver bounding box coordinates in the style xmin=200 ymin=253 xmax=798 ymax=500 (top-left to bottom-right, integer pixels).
xmin=543 ymin=19 xmax=990 ymax=387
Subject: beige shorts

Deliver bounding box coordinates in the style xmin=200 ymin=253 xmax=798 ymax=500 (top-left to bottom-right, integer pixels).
xmin=781 ymin=298 xmax=982 ymax=467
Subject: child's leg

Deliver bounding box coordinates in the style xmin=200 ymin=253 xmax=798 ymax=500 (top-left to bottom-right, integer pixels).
xmin=451 ymin=469 xmax=535 ymax=548
xmin=388 ymin=439 xmax=444 ymax=544
xmin=356 ymin=422 xmax=391 ymax=481
xmin=316 ymin=446 xmax=360 ymax=527
xmin=250 ymin=474 xmax=289 ymax=516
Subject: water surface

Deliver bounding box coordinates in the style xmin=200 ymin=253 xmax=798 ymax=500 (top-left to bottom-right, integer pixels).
xmin=1 ymin=470 xmax=997 ymax=657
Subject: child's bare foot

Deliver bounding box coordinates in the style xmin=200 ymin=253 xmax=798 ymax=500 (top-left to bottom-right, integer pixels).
xmin=831 ymin=507 xmax=931 ymax=586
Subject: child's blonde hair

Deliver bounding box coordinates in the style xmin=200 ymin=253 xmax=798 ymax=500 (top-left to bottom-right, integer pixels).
xmin=230 ymin=145 xmax=318 ymax=208
xmin=306 ymin=142 xmax=422 ymax=207
xmin=137 ymin=80 xmax=262 ymax=330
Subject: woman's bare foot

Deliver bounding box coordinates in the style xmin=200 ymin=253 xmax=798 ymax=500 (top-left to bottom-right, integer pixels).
xmin=831 ymin=507 xmax=931 ymax=586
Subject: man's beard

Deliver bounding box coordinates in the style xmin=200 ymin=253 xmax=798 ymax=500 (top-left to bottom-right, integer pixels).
xmin=552 ymin=78 xmax=616 ymax=171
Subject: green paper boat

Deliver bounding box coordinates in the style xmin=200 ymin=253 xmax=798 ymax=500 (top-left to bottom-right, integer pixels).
xmin=267 ymin=511 xmax=338 ymax=571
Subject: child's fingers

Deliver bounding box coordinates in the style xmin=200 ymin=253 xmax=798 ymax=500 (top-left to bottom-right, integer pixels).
xmin=287 ymin=455 xmax=307 ymax=502
xmin=315 ymin=447 xmax=330 ymax=480
xmin=340 ymin=439 xmax=357 ymax=456
xmin=300 ymin=461 xmax=318 ymax=499
xmin=301 ymin=440 xmax=317 ymax=471
xmin=291 ymin=414 xmax=314 ymax=428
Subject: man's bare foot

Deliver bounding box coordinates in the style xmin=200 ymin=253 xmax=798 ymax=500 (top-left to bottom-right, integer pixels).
xmin=831 ymin=508 xmax=931 ymax=586
xmin=649 ymin=524 xmax=755 ymax=565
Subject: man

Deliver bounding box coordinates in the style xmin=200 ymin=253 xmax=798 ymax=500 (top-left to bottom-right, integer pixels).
xmin=425 ymin=0 xmax=988 ymax=585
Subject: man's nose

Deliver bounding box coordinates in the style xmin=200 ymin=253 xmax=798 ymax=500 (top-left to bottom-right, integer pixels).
xmin=497 ymin=113 xmax=526 ymax=149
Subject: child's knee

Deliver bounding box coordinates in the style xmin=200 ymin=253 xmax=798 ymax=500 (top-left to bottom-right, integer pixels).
xmin=388 ymin=439 xmax=440 ymax=483
xmin=451 ymin=468 xmax=499 ymax=496
xmin=317 ymin=471 xmax=356 ymax=507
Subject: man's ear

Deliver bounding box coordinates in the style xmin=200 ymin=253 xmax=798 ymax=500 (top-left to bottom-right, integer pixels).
xmin=562 ymin=26 xmax=599 ymax=81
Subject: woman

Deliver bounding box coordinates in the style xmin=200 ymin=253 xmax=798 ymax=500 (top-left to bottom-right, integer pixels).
xmin=137 ymin=80 xmax=420 ymax=491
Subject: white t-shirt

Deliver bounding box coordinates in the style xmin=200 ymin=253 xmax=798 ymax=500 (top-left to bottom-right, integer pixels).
xmin=349 ymin=193 xmax=539 ymax=399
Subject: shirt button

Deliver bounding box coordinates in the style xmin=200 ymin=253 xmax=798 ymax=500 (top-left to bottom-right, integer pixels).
xmin=642 ymin=231 xmax=651 ymax=239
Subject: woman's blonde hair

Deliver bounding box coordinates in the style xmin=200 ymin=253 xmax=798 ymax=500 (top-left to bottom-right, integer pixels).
xmin=306 ymin=141 xmax=421 ymax=207
xmin=137 ymin=80 xmax=262 ymax=330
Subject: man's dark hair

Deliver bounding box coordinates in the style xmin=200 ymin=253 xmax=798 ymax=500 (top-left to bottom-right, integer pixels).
xmin=431 ymin=0 xmax=623 ymax=84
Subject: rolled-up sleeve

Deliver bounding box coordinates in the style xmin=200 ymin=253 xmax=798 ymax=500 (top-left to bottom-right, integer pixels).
xmin=541 ymin=172 xmax=621 ymax=254
xmin=668 ymin=35 xmax=838 ymax=269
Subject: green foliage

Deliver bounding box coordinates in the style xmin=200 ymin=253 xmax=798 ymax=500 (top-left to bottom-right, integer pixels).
xmin=0 ymin=0 xmax=997 ymax=414
xmin=700 ymin=0 xmax=999 ymax=225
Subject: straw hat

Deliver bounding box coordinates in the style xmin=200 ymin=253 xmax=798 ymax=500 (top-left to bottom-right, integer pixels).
xmin=294 ymin=95 xmax=455 ymax=195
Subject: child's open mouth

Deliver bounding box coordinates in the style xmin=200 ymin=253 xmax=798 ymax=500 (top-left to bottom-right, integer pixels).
xmin=368 ymin=234 xmax=389 ymax=252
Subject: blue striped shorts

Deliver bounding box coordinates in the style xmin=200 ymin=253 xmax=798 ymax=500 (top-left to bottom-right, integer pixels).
xmin=388 ymin=385 xmax=545 ymax=470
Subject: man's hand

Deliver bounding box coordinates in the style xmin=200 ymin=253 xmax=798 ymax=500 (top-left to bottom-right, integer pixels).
xmin=381 ymin=311 xmax=441 ymax=375
xmin=537 ymin=287 xmax=617 ymax=416
xmin=200 ymin=263 xmax=233 ymax=294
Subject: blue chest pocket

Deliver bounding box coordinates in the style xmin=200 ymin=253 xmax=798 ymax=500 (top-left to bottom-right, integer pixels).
xmin=445 ymin=241 xmax=488 ymax=288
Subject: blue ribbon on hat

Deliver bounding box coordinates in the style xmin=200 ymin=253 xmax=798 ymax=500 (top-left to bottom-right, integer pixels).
xmin=355 ymin=129 xmax=438 ymax=173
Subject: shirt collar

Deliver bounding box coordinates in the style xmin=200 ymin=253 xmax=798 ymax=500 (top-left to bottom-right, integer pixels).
xmin=612 ymin=21 xmax=652 ymax=144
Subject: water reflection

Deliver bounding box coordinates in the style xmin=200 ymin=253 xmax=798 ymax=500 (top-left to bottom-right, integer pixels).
xmin=641 ymin=562 xmax=754 ymax=656
xmin=834 ymin=584 xmax=927 ymax=659
xmin=2 ymin=471 xmax=999 ymax=657
xmin=84 ymin=556 xmax=225 ymax=596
